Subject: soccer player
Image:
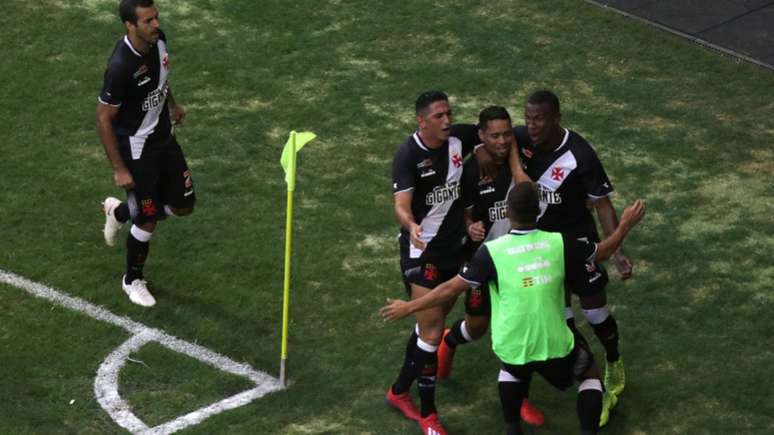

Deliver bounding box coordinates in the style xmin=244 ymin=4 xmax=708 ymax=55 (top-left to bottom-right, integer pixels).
xmin=437 ymin=106 xmax=545 ymax=426
xmin=514 ymin=90 xmax=632 ymax=424
xmin=386 ymin=90 xmax=494 ymax=435
xmin=381 ymin=182 xmax=646 ymax=435
xmin=96 ymin=0 xmax=195 ymax=307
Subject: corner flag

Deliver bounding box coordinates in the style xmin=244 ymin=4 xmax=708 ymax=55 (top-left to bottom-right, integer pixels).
xmin=279 ymin=130 xmax=316 ymax=387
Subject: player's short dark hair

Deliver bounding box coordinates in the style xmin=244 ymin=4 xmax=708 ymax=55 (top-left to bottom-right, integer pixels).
xmin=528 ymin=90 xmax=560 ymax=114
xmin=478 ymin=106 xmax=511 ymax=131
xmin=507 ymin=182 xmax=540 ymax=223
xmin=119 ymin=0 xmax=154 ymax=24
xmin=415 ymin=90 xmax=448 ymax=115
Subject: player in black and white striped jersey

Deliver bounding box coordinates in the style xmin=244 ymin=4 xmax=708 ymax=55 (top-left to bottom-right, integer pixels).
xmin=385 ymin=90 xmax=495 ymax=435
xmin=96 ymin=0 xmax=195 ymax=307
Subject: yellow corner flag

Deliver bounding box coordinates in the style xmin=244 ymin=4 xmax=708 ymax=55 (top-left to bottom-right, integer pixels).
xmin=280 ymin=131 xmax=316 ymax=191
xmin=278 ymin=130 xmax=315 ymax=388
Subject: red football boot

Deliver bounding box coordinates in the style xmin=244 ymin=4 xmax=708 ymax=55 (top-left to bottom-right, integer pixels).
xmin=520 ymin=398 xmax=545 ymax=426
xmin=385 ymin=387 xmax=420 ymax=421
xmin=418 ymin=413 xmax=447 ymax=435
xmin=436 ymin=329 xmax=455 ymax=380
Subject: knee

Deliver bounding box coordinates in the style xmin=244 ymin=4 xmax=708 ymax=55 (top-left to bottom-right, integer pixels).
xmin=418 ymin=327 xmax=444 ymax=346
xmin=466 ymin=316 xmax=489 ymax=340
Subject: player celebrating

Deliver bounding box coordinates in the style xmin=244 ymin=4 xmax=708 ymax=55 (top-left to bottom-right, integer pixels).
xmin=381 ymin=182 xmax=646 ymax=435
xmin=96 ymin=0 xmax=195 ymax=307
xmin=514 ymin=90 xmax=632 ymax=425
xmin=386 ymin=90 xmax=494 ymax=435
xmin=437 ymin=106 xmax=545 ymax=426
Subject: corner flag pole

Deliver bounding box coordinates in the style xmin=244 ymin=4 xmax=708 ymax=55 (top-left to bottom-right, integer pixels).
xmin=279 ymin=130 xmax=315 ymax=388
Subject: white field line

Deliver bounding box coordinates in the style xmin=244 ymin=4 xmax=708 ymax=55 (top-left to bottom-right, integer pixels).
xmin=0 ymin=269 xmax=283 ymax=434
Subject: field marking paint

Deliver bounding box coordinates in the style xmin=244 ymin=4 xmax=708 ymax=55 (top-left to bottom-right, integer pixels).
xmin=0 ymin=270 xmax=283 ymax=434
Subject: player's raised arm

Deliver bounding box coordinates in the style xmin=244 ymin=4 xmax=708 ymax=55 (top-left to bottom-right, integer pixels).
xmin=594 ymin=196 xmax=634 ymax=279
xmin=595 ymin=200 xmax=645 ymax=261
xmin=381 ymin=276 xmax=470 ymax=321
xmin=509 ymin=137 xmax=531 ymax=183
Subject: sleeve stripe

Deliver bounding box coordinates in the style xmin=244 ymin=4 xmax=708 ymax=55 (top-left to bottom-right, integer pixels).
xmin=458 ymin=274 xmax=480 ymax=287
xmin=587 ymin=192 xmax=611 ymax=200
xmin=393 ymin=187 xmax=414 ymax=195
xmin=586 ymin=243 xmax=598 ymax=262
xmin=97 ymin=97 xmax=121 ymax=107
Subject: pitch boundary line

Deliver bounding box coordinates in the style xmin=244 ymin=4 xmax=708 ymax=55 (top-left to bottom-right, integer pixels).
xmin=0 ymin=269 xmax=283 ymax=434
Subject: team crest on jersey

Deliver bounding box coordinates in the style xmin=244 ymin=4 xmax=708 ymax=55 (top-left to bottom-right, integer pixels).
xmin=162 ymin=53 xmax=170 ymax=70
xmin=551 ymin=167 xmax=565 ymax=181
xmin=585 ymin=262 xmax=597 ymax=273
xmin=451 ymin=153 xmax=463 ymax=168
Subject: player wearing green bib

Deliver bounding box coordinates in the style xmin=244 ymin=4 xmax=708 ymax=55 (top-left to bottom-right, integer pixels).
xmin=381 ymin=182 xmax=645 ymax=435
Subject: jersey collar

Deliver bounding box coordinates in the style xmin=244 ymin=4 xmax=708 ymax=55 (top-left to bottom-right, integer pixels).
xmin=508 ymin=228 xmax=538 ymax=235
xmin=123 ymin=35 xmax=143 ymax=57
xmin=552 ymin=128 xmax=570 ymax=152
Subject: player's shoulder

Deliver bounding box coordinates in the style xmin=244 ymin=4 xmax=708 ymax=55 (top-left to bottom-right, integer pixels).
xmin=394 ymin=133 xmax=421 ymax=160
xmin=105 ymin=37 xmax=137 ymax=71
xmin=566 ymin=129 xmax=603 ymax=160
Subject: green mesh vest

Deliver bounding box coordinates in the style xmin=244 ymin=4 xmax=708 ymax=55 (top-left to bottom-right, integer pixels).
xmin=485 ymin=230 xmax=574 ymax=365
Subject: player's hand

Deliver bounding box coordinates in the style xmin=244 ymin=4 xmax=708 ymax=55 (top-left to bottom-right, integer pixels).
xmin=114 ymin=167 xmax=135 ymax=189
xmin=621 ymin=200 xmax=646 ymax=229
xmin=409 ymin=223 xmax=426 ymax=250
xmin=614 ymin=251 xmax=633 ymax=280
xmin=169 ymin=103 xmax=186 ymax=125
xmin=380 ymin=298 xmax=411 ymax=321
xmin=475 ymin=146 xmax=497 ymax=180
xmin=467 ymin=221 xmax=486 ymax=242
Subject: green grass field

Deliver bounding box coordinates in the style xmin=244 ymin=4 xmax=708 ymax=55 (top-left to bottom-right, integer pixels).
xmin=1 ymin=0 xmax=773 ymax=433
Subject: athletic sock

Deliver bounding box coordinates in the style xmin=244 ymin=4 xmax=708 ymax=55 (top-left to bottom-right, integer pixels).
xmin=590 ymin=315 xmax=620 ymax=362
xmin=392 ymin=329 xmax=419 ymax=394
xmin=415 ymin=338 xmax=438 ymax=417
xmin=126 ymin=226 xmax=151 ymax=283
xmin=498 ymin=378 xmax=526 ymax=435
xmin=577 ymin=388 xmax=603 ymax=433
xmin=114 ymin=202 xmax=130 ymax=223
xmin=444 ymin=318 xmax=472 ymax=348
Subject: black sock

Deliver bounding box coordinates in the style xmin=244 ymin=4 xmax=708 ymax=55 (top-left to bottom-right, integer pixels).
xmin=126 ymin=232 xmax=149 ymax=283
xmin=498 ymin=380 xmax=526 ymax=434
xmin=577 ymin=389 xmax=602 ymax=433
xmin=590 ymin=315 xmax=620 ymax=362
xmin=417 ymin=348 xmax=437 ymax=417
xmin=444 ymin=318 xmax=470 ymax=348
xmin=115 ymin=202 xmax=130 ymax=223
xmin=392 ymin=329 xmax=419 ymax=394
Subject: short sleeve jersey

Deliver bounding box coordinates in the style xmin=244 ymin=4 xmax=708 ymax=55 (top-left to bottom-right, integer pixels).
xmin=459 ymin=229 xmax=597 ymax=293
xmin=99 ymin=31 xmax=172 ymax=159
xmin=514 ymin=126 xmax=613 ymax=240
xmin=461 ymin=159 xmax=514 ymax=252
xmin=392 ymin=124 xmax=479 ymax=259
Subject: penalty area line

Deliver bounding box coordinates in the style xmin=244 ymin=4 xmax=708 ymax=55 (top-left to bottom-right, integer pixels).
xmin=0 ymin=269 xmax=283 ymax=435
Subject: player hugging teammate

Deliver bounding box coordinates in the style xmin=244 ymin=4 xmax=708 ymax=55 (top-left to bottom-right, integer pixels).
xmin=383 ymin=90 xmax=640 ymax=435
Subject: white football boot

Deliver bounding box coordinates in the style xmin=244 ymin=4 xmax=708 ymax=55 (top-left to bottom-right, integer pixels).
xmin=122 ymin=275 xmax=156 ymax=307
xmin=102 ymin=197 xmax=123 ymax=247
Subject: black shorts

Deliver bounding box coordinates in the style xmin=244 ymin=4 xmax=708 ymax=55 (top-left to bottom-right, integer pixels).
xmin=559 ymin=226 xmax=609 ymax=297
xmin=501 ymin=328 xmax=595 ymax=391
xmin=464 ymin=281 xmax=491 ymax=316
xmin=399 ymin=244 xmax=463 ymax=296
xmin=567 ymin=258 xmax=609 ymax=298
xmin=119 ymin=134 xmax=195 ymax=225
